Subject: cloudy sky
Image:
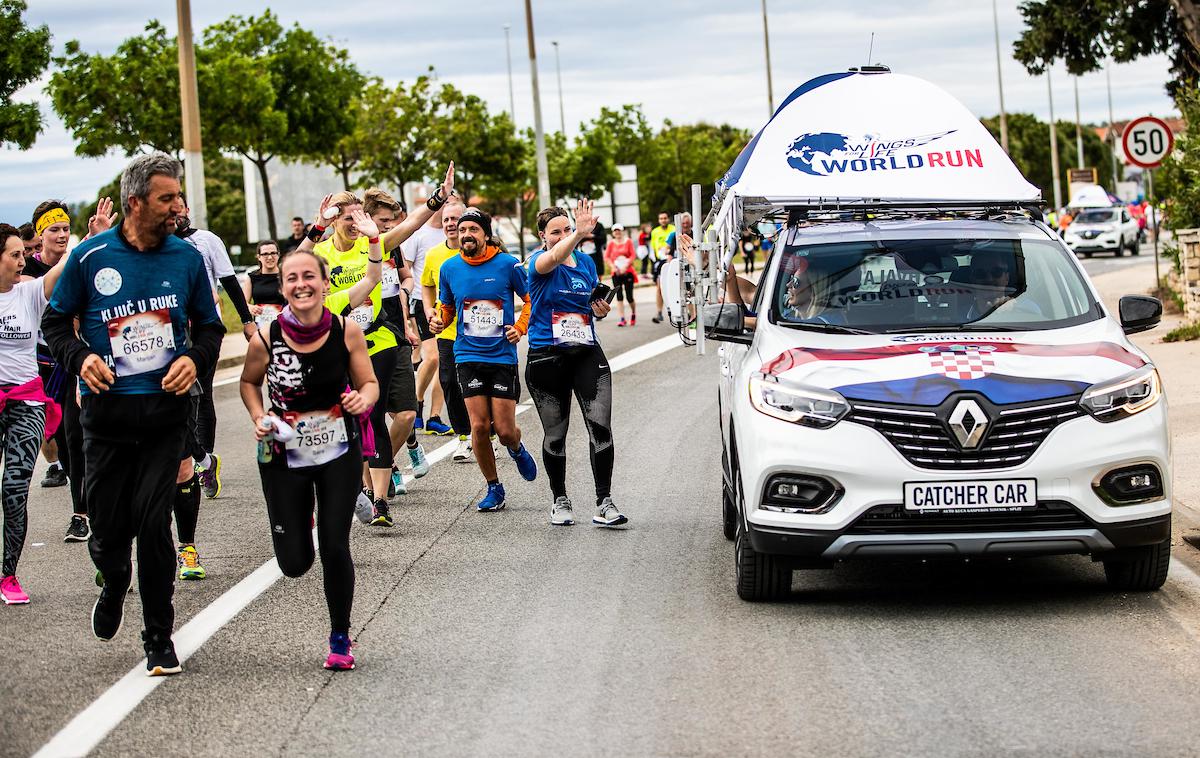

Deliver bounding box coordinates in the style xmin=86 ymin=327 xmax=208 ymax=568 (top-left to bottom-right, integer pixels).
xmin=2 ymin=0 xmax=1177 ymax=225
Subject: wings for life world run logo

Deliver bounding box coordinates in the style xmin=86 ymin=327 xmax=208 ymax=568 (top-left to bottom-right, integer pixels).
xmin=785 ymin=130 xmax=984 ymax=177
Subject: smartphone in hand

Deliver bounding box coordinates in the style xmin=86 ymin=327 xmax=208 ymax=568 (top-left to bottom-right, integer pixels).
xmin=590 ymin=282 xmax=616 ymax=303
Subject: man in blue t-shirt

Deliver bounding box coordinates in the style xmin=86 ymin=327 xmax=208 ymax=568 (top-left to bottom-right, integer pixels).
xmin=42 ymin=152 xmax=223 ymax=677
xmin=431 ymin=208 xmax=538 ymax=511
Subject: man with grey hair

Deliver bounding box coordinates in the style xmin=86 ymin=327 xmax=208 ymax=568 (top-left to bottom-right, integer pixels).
xmin=42 ymin=151 xmax=224 ymax=676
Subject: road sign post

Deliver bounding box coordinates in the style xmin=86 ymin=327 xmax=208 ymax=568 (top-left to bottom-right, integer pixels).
xmin=1122 ymin=117 xmax=1175 ymax=288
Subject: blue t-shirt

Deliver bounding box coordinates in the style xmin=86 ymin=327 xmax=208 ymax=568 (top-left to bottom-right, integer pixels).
xmin=526 ymin=250 xmax=599 ymax=349
xmin=438 ymin=251 xmax=528 ymax=365
xmin=49 ymin=227 xmax=222 ymax=395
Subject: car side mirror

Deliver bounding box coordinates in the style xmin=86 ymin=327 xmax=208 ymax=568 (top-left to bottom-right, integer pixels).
xmin=701 ymin=303 xmax=753 ymax=344
xmin=1118 ymin=295 xmax=1161 ymax=335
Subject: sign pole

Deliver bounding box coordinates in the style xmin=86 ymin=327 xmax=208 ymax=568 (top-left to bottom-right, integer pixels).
xmin=1148 ymin=168 xmax=1159 ymax=286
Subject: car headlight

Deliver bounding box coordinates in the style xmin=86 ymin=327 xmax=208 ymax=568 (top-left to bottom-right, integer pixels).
xmin=1079 ymin=367 xmax=1161 ymax=422
xmin=748 ymin=373 xmax=850 ymax=428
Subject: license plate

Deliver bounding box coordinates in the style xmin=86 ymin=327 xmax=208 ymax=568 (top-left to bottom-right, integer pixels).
xmin=904 ymin=479 xmax=1037 ymax=512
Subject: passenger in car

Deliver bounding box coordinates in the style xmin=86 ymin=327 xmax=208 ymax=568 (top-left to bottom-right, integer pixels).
xmin=961 ymin=249 xmax=1043 ymax=322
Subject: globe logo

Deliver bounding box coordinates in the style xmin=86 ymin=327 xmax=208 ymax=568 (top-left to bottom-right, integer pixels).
xmin=786 ymin=132 xmax=852 ymax=176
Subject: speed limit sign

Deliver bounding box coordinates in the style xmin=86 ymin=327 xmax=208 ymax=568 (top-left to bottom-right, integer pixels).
xmin=1122 ymin=116 xmax=1174 ymax=168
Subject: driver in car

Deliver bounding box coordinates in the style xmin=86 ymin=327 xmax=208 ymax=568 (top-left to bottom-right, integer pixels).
xmin=962 ymin=248 xmax=1043 ymax=322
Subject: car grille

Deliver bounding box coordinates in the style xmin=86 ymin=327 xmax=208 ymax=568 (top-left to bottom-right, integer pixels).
xmin=846 ymin=501 xmax=1091 ymax=534
xmin=848 ymin=395 xmax=1085 ymax=471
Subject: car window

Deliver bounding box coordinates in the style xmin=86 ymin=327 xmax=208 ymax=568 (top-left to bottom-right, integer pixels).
xmin=1076 ymin=209 xmax=1117 ymax=224
xmin=770 ymin=236 xmax=1099 ymax=333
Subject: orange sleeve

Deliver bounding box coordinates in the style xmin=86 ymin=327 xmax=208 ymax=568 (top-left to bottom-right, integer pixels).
xmin=513 ymin=292 xmax=531 ymax=335
xmin=437 ymin=303 xmax=454 ymax=326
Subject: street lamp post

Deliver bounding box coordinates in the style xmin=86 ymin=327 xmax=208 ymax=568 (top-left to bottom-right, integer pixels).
xmin=992 ymin=0 xmax=1009 ymax=152
xmin=503 ymin=24 xmax=516 ymax=120
xmin=1048 ymin=69 xmax=1063 ymax=210
xmin=1106 ymin=64 xmax=1119 ymax=187
xmin=551 ymin=40 xmax=565 ymax=135
xmin=523 ymin=0 xmax=551 ymax=210
xmin=761 ymin=0 xmax=774 ymax=117
xmin=176 ymin=0 xmax=207 ymax=228
xmin=1073 ymin=76 xmax=1084 ymax=168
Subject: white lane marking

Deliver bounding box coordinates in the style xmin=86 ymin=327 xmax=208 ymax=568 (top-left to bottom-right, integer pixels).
xmin=34 ymin=332 xmax=690 ymax=757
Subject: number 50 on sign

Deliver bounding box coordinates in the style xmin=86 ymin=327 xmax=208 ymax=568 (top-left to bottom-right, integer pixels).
xmin=1122 ymin=116 xmax=1175 ymax=169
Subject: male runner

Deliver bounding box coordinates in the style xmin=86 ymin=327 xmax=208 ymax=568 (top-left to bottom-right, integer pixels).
xmin=42 ymin=152 xmax=224 ymax=676
xmin=430 ymin=208 xmax=538 ymax=511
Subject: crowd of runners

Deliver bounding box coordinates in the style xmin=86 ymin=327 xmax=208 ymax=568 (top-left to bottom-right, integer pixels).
xmin=0 ymin=151 xmax=701 ymax=675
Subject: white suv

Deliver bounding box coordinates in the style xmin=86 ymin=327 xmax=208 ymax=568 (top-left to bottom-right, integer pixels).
xmin=709 ymin=215 xmax=1170 ymax=601
xmin=1062 ymin=207 xmax=1141 ymax=257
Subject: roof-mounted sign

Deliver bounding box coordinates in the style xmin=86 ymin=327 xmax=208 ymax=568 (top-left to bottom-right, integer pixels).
xmin=719 ymin=69 xmax=1041 ymax=205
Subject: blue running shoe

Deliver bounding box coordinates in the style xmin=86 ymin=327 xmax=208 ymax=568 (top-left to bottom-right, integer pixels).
xmin=424 ymin=417 xmax=453 ymax=436
xmin=413 ymin=416 xmax=424 ymax=432
xmin=508 ymin=443 xmax=538 ymax=482
xmin=477 ymin=482 xmax=506 ymax=511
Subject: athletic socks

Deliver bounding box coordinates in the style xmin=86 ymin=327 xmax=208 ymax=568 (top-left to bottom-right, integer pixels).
xmin=194 ymin=452 xmax=214 ymax=471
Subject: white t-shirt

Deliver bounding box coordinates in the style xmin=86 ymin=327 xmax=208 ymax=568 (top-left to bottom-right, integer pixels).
xmin=183 ymin=229 xmax=235 ymax=294
xmin=0 ymin=279 xmax=49 ymax=386
xmin=400 ymin=224 xmax=446 ymax=288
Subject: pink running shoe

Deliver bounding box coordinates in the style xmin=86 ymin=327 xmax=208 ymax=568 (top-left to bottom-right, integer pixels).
xmin=324 ymin=633 xmax=355 ymax=671
xmin=1 ymin=575 xmax=29 ymax=605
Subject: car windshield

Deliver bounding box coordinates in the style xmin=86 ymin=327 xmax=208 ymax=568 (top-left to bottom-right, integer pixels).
xmin=1075 ymin=209 xmax=1118 ymax=224
xmin=770 ymin=235 xmax=1100 ymax=333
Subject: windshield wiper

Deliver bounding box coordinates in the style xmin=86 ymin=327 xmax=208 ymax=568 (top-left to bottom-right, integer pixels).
xmin=779 ymin=321 xmax=875 ymax=335
xmin=883 ymin=324 xmax=1026 ymax=334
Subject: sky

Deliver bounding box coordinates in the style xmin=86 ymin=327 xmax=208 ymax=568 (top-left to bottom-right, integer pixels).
xmin=1 ymin=0 xmax=1179 ymax=225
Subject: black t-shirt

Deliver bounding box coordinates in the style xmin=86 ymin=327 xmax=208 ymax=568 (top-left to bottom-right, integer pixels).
xmin=279 ymin=232 xmax=306 ymax=253
xmin=22 ymin=255 xmax=52 ymax=278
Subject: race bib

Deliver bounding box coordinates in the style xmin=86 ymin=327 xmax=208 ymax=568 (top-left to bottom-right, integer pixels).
xmin=255 ymin=304 xmax=281 ymax=330
xmin=636 ymin=245 xmax=650 ymax=260
xmin=107 ymin=309 xmax=176 ymax=377
xmin=282 ymin=406 xmax=349 ymax=468
xmin=381 ymin=259 xmax=400 ymax=298
xmin=552 ymin=311 xmax=594 ymax=346
xmin=613 ymin=256 xmax=630 ymax=273
xmin=348 ymin=300 xmax=374 ymax=329
xmin=581 ymin=240 xmax=597 ymax=255
xmin=462 ymin=299 xmax=504 ymax=338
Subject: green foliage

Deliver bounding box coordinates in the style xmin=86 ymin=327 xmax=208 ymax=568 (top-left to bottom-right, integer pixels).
xmin=638 ymin=120 xmax=749 ymax=220
xmin=981 ymin=113 xmax=1117 ymax=202
xmin=1163 ymin=321 xmax=1200 ymax=341
xmin=354 ymin=76 xmax=441 ymax=193
xmin=0 ymin=0 xmax=51 ymax=149
xmin=1013 ymin=0 xmax=1197 ymax=101
xmin=1155 ymin=89 xmax=1200 ymax=231
xmin=429 ymin=84 xmax=527 ymax=205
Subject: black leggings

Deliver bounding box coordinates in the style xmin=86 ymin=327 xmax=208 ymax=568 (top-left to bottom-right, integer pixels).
xmin=62 ymin=381 xmax=86 ymax=516
xmin=1 ymin=402 xmax=44 ymax=577
xmin=259 ymin=444 xmax=360 ymax=634
xmin=524 ymin=344 xmax=614 ymax=503
xmin=368 ymin=348 xmax=396 ymax=469
xmin=436 ymin=338 xmax=469 ymax=436
xmin=195 ymin=359 xmax=217 ymax=455
xmin=612 ymin=272 xmax=635 ymax=303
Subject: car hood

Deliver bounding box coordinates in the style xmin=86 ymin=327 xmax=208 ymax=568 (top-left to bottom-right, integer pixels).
xmin=752 ymin=319 xmax=1149 ymax=406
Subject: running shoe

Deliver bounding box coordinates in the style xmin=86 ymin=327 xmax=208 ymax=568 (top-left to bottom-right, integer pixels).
xmin=508 ymin=443 xmax=538 ymax=482
xmin=354 ymin=488 xmax=374 ymax=525
xmin=143 ymin=632 xmax=182 ymax=676
xmin=452 ymin=436 xmax=471 ymax=462
xmin=617 ymin=319 xmax=627 ymax=327
xmin=630 ymin=315 xmax=637 ymax=326
xmin=592 ymin=497 xmax=629 ymax=527
xmin=324 ymin=632 xmax=355 ymax=671
xmin=196 ymin=453 xmax=222 ymax=499
xmin=390 ymin=467 xmax=407 ymax=497
xmin=177 ymin=546 xmax=206 ymax=581
xmin=1 ymin=575 xmax=29 ymax=605
xmin=476 ymin=482 xmax=506 ymax=512
xmin=413 ymin=416 xmax=424 ymax=432
xmin=371 ymin=499 xmax=394 ymax=527
xmin=424 ymin=417 xmax=453 ymax=436
xmin=550 ymin=496 xmax=575 ymax=526
xmin=408 ymin=444 xmax=430 ymax=477
xmin=92 ymin=584 xmax=126 ymax=640
xmin=651 ymin=312 xmax=664 ymax=324
xmin=64 ymin=514 xmax=91 ymax=543
xmin=40 ymin=464 xmax=67 ymax=488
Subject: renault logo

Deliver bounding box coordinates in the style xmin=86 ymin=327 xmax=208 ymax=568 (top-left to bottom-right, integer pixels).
xmin=948 ymin=399 xmax=989 ymax=449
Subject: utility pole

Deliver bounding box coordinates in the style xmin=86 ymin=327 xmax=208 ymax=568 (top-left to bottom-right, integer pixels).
xmin=1047 ymin=70 xmax=1063 ymax=210
xmin=503 ymin=24 xmax=516 ymax=120
xmin=524 ymin=0 xmax=551 ymax=209
xmin=551 ymin=41 xmax=566 ymax=135
xmin=761 ymin=0 xmax=775 ymax=116
xmin=1073 ymin=76 xmax=1084 ymax=168
xmin=176 ymin=0 xmax=206 ymax=228
xmin=1106 ymin=64 xmax=1119 ymax=187
xmin=992 ymin=0 xmax=1008 ymax=152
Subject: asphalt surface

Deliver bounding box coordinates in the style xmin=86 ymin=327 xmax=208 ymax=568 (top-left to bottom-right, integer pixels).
xmin=8 ymin=255 xmax=1200 ymax=757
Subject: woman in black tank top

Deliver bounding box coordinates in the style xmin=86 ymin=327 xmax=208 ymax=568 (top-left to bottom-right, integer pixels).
xmin=240 ymin=243 xmax=379 ymax=672
xmin=242 ymin=240 xmax=286 ymax=329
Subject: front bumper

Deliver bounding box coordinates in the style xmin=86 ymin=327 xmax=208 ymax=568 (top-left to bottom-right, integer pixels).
xmin=734 ymin=393 xmax=1171 ymax=561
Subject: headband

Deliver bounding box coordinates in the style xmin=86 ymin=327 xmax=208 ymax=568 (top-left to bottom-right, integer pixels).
xmin=457 ymin=209 xmax=493 ymax=239
xmin=35 ymin=207 xmax=70 ymax=237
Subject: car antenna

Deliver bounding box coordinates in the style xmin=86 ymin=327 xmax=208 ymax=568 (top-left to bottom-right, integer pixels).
xmin=866 ymin=32 xmax=875 ymax=67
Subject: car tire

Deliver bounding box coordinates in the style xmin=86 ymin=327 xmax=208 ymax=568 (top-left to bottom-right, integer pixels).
xmin=1130 ymin=237 xmax=1141 ymax=256
xmin=1102 ymin=534 xmax=1171 ymax=591
xmin=1083 ymin=251 xmax=1093 ymax=259
xmin=733 ymin=466 xmax=790 ymax=601
xmin=1114 ymin=242 xmax=1124 ymax=257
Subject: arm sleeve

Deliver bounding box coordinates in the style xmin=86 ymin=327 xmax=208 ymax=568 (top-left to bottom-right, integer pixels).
xmin=184 ymin=321 xmax=225 ymax=379
xmin=42 ymin=306 xmax=93 ymax=376
xmin=513 ymin=293 xmax=531 ymax=335
xmin=220 ymin=274 xmax=254 ymax=324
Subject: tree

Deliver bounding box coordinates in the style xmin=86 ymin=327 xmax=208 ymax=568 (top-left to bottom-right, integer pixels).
xmin=981 ymin=113 xmax=1117 ymax=200
xmin=1013 ymin=1 xmax=1200 ymax=101
xmin=1155 ymin=90 xmax=1200 ymax=230
xmin=355 ymin=76 xmax=441 ymax=194
xmin=0 ymin=0 xmax=51 ymax=149
xmin=201 ymin=12 xmax=363 ymax=240
xmin=428 ymin=83 xmax=527 ymax=205
xmin=49 ymin=21 xmax=181 ymax=156
xmin=639 ymin=121 xmax=749 ymax=219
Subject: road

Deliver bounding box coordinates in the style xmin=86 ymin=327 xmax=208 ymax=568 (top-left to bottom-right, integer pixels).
xmin=8 ymin=248 xmax=1200 ymax=757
